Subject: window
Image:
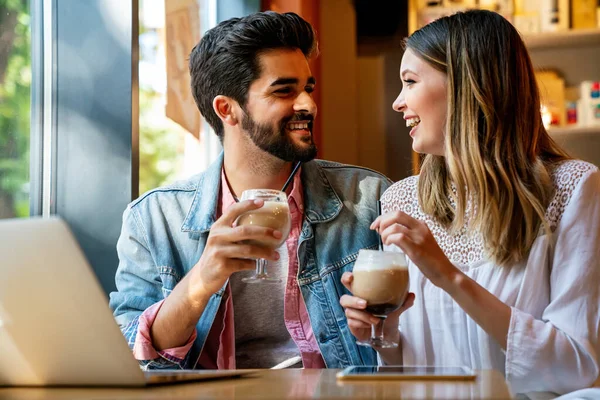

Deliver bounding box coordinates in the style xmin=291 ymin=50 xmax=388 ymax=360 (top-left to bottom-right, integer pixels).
xmin=0 ymin=0 xmax=256 ymax=292
xmin=138 ymin=0 xmax=222 ymax=196
xmin=0 ymin=0 xmax=31 ymax=219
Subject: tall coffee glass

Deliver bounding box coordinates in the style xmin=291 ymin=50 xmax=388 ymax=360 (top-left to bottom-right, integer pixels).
xmin=236 ymin=189 xmax=292 ymax=284
xmin=351 ymin=249 xmax=409 ymax=348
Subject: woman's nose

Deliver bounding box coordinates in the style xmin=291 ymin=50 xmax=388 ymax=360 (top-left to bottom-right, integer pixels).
xmin=392 ymin=91 xmax=405 ymax=113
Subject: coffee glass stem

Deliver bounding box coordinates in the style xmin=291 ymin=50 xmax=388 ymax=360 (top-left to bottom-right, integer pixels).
xmin=357 ymin=315 xmax=398 ymax=348
xmin=256 ymin=258 xmax=267 ymax=276
xmin=372 ymin=317 xmax=384 ymax=342
xmin=242 ymin=258 xmax=281 ymax=283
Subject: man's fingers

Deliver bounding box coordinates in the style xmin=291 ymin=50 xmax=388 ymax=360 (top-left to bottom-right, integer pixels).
xmin=230 ymin=258 xmax=257 ymax=272
xmin=219 ymin=225 xmax=283 ymax=244
xmin=218 ymin=243 xmax=280 ymax=262
xmin=219 ymin=199 xmax=265 ymax=227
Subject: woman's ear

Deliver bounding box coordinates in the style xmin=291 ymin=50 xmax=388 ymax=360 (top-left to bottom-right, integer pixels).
xmin=213 ymin=95 xmax=239 ymax=126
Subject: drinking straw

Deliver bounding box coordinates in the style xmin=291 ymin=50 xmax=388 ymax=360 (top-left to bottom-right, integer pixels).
xmin=376 ymin=200 xmax=384 ymax=250
xmin=281 ymin=161 xmax=302 ymax=193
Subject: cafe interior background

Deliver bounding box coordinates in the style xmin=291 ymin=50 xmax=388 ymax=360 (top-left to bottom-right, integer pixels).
xmin=1 ymin=0 xmax=599 ymax=294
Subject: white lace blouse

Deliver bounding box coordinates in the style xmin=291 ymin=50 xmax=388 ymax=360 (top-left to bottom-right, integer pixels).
xmin=380 ymin=160 xmax=600 ymax=396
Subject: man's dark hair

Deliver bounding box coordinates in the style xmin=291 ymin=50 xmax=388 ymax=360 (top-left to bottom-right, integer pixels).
xmin=189 ymin=11 xmax=318 ymax=140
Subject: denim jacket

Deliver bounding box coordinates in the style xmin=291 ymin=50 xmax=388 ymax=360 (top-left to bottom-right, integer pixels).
xmin=109 ymin=153 xmax=392 ymax=369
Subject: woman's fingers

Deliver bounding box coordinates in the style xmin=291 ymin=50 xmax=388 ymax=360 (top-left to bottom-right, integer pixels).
xmin=346 ymin=308 xmax=380 ymax=325
xmin=380 ymin=222 xmax=409 ymax=244
xmin=340 ymin=293 xmax=365 ymax=309
xmin=340 ymin=294 xmax=379 ymax=324
xmin=348 ymin=318 xmax=373 ymax=331
xmin=378 ymin=210 xmax=420 ymax=233
xmin=341 ymin=272 xmax=354 ymax=292
xmin=387 ymin=292 xmax=415 ymax=317
xmin=380 ymin=229 xmax=415 ymax=255
xmin=387 ymin=232 xmax=423 ymax=260
xmin=400 ymin=292 xmax=415 ymax=312
xmin=370 ymin=216 xmax=382 ymax=231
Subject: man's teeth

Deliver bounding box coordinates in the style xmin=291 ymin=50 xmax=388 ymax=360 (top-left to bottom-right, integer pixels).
xmin=406 ymin=117 xmax=421 ymax=128
xmin=288 ymin=122 xmax=309 ymax=130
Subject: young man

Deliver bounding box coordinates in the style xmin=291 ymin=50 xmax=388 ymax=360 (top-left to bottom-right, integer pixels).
xmin=109 ymin=11 xmax=391 ymax=370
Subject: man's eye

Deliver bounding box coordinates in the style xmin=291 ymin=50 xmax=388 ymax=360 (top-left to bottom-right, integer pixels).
xmin=275 ymin=88 xmax=292 ymax=94
xmin=305 ymin=86 xmax=315 ymax=94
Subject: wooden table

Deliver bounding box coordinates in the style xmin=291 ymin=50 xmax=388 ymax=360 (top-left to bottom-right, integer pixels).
xmin=0 ymin=369 xmax=513 ymax=399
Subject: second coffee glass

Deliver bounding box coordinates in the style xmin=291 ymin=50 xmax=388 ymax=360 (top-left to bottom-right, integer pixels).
xmin=351 ymin=249 xmax=409 ymax=348
xmin=235 ymin=189 xmax=292 ymax=283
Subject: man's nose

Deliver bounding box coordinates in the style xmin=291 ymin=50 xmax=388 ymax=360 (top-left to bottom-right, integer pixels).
xmin=294 ymin=91 xmax=317 ymax=116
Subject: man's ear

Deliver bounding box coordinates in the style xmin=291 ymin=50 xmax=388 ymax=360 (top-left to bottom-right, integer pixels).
xmin=213 ymin=95 xmax=239 ymax=126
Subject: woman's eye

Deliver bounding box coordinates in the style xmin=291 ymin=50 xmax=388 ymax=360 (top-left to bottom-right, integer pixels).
xmin=403 ymin=79 xmax=416 ymax=85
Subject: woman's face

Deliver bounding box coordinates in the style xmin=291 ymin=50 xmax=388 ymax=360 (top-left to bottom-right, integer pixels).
xmin=393 ymin=48 xmax=447 ymax=157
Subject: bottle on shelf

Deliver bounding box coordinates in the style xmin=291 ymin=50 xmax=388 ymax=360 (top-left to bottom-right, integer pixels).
xmin=580 ymin=81 xmax=600 ymax=127
xmin=566 ymin=101 xmax=578 ymax=125
xmin=571 ymin=0 xmax=598 ymax=29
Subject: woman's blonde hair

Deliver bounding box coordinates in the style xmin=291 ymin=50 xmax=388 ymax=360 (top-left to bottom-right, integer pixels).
xmin=406 ymin=10 xmax=570 ymax=265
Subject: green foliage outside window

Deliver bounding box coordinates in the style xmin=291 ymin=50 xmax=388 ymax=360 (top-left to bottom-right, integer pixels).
xmin=138 ymin=12 xmax=183 ymax=197
xmin=0 ymin=0 xmax=30 ymax=219
xmin=138 ymin=87 xmax=181 ymax=196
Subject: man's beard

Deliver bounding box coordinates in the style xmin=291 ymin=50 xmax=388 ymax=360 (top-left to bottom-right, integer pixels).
xmin=241 ymin=111 xmax=318 ymax=163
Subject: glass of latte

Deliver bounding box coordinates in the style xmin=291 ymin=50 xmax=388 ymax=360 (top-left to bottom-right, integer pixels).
xmin=351 ymin=249 xmax=409 ymax=348
xmin=236 ymin=189 xmax=292 ymax=284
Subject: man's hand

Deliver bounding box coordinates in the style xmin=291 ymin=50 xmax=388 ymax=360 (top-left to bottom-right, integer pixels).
xmin=151 ymin=199 xmax=283 ymax=351
xmin=188 ymin=199 xmax=283 ymax=298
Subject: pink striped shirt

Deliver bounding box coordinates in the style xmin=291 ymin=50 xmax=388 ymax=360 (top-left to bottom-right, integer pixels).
xmin=133 ymin=168 xmax=325 ymax=368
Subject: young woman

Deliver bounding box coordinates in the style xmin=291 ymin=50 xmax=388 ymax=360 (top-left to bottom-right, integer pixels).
xmin=340 ymin=10 xmax=600 ymax=396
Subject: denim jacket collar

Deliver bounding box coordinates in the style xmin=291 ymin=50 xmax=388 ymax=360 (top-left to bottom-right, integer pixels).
xmin=181 ymin=153 xmax=223 ymax=234
xmin=300 ymin=160 xmax=343 ymax=224
xmin=180 ymin=152 xmax=343 ymax=233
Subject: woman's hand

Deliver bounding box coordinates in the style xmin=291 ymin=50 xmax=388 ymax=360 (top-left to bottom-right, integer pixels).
xmin=372 ymin=210 xmax=512 ymax=351
xmin=340 ymin=271 xmax=415 ymax=343
xmin=371 ymin=211 xmax=461 ymax=289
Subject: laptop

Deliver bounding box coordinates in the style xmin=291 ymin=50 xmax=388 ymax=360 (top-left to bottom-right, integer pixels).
xmin=0 ymin=217 xmax=253 ymax=386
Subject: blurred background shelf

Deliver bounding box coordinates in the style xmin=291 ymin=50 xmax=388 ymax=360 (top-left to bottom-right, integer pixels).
xmin=525 ymin=29 xmax=599 ymax=88
xmin=524 ymin=29 xmax=600 ymax=50
xmin=548 ymin=126 xmax=600 ymax=165
xmin=548 ymin=126 xmax=600 ymax=137
xmin=405 ymin=6 xmax=600 ymax=172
